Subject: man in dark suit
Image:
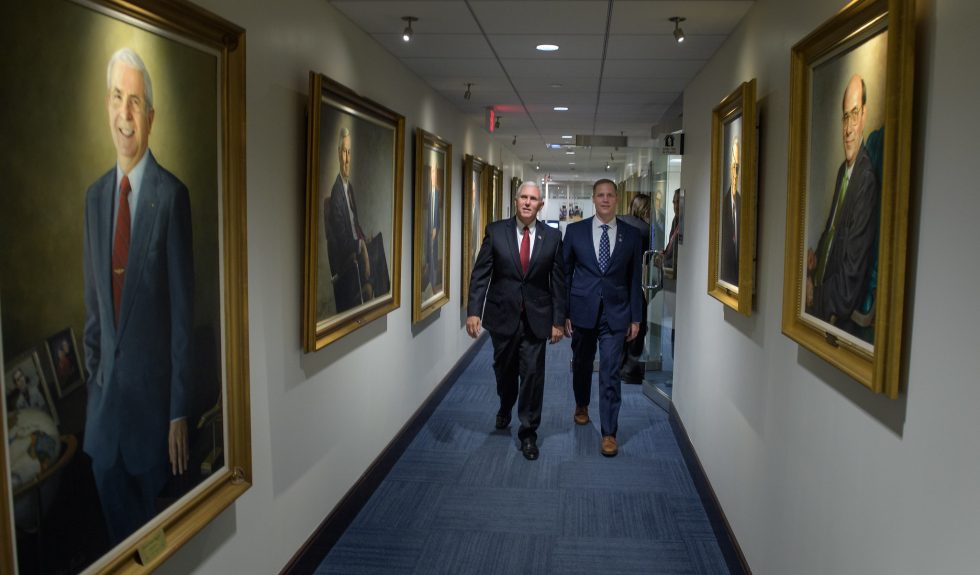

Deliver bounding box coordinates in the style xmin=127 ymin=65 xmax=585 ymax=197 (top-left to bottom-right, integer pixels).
xmin=325 ymin=127 xmax=376 ymax=313
xmin=563 ymin=179 xmax=643 ymax=457
xmin=720 ymin=136 xmax=740 ymax=286
xmin=83 ymin=48 xmax=193 ymax=544
xmin=422 ymin=163 xmax=443 ymax=293
xmin=807 ymin=74 xmax=880 ymax=334
xmin=466 ymin=182 xmax=566 ymax=460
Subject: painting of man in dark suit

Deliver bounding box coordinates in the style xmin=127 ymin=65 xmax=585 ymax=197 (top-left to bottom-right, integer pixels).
xmin=806 ymin=74 xmax=880 ymax=338
xmin=719 ymin=134 xmax=741 ymax=287
xmin=421 ymin=163 xmax=443 ymax=295
xmin=82 ymin=47 xmax=194 ymax=544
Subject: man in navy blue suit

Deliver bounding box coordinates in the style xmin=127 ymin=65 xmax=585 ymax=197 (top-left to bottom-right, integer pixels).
xmin=563 ymin=179 xmax=643 ymax=457
xmin=83 ymin=48 xmax=193 ymax=544
xmin=467 ymin=182 xmax=566 ymax=460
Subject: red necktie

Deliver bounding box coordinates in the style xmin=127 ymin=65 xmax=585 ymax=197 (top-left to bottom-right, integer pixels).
xmin=520 ymin=226 xmax=530 ymax=274
xmin=112 ymin=175 xmax=132 ymax=327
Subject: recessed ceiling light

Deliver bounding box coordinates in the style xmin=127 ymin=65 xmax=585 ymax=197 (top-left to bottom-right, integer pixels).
xmin=565 ymin=151 xmax=575 ymax=155
xmin=550 ymin=83 xmax=563 ymax=88
xmin=561 ymin=135 xmax=573 ymax=139
xmin=553 ymin=106 xmax=569 ymax=111
xmin=568 ymin=162 xmax=576 ymax=165
xmin=536 ymin=44 xmax=559 ymax=52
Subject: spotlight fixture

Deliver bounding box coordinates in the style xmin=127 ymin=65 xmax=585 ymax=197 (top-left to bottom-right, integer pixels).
xmin=512 ymin=135 xmax=517 ymax=146
xmin=605 ymin=153 xmax=613 ymax=171
xmin=464 ymin=83 xmax=472 ymax=100
xmin=402 ymin=16 xmax=417 ymax=42
xmin=670 ymin=17 xmax=686 ymax=43
xmin=494 ymin=115 xmax=501 ymax=130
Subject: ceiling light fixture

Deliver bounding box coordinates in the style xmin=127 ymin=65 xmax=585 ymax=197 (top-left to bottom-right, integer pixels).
xmin=402 ymin=16 xmax=417 ymax=42
xmin=553 ymin=106 xmax=569 ymax=111
xmin=670 ymin=17 xmax=686 ymax=43
xmin=561 ymin=135 xmax=574 ymax=139
xmin=464 ymin=83 xmax=472 ymax=100
xmin=536 ymin=44 xmax=559 ymax=52
xmin=550 ymin=83 xmax=563 ymax=88
xmin=512 ymin=135 xmax=517 ymax=146
xmin=494 ymin=115 xmax=501 ymax=130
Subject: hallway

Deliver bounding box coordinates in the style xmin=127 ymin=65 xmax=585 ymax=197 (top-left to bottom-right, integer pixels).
xmin=313 ymin=337 xmax=731 ymax=574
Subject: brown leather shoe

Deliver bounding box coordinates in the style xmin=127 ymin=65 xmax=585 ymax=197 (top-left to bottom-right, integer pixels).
xmin=574 ymin=406 xmax=589 ymax=425
xmin=601 ymin=435 xmax=618 ymax=457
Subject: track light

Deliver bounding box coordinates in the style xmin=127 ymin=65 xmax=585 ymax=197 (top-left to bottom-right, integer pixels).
xmin=531 ymin=155 xmax=540 ymax=171
xmin=402 ymin=16 xmax=417 ymax=42
xmin=670 ymin=17 xmax=686 ymax=43
xmin=464 ymin=83 xmax=472 ymax=100
xmin=494 ymin=115 xmax=501 ymax=130
xmin=512 ymin=135 xmax=517 ymax=146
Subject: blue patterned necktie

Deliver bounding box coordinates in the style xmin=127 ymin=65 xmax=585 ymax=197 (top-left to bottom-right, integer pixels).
xmin=598 ymin=224 xmax=610 ymax=273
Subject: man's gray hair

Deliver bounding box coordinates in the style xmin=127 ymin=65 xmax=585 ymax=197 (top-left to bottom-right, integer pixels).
xmin=340 ymin=127 xmax=351 ymax=140
xmin=106 ymin=48 xmax=154 ymax=112
xmin=516 ymin=180 xmax=542 ymax=199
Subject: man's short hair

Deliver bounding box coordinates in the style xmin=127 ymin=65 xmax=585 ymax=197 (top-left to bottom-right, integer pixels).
xmin=592 ymin=178 xmax=617 ymax=194
xmin=516 ymin=180 xmax=542 ymax=199
xmin=107 ymin=48 xmax=154 ymax=112
xmin=339 ymin=127 xmax=351 ymax=141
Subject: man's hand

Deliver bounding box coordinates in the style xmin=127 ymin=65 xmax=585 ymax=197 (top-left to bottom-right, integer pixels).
xmin=806 ymin=248 xmax=817 ymax=274
xmin=550 ymin=325 xmax=563 ymax=344
xmin=626 ymin=322 xmax=640 ymax=342
xmin=466 ymin=315 xmax=482 ymax=339
xmin=169 ymin=419 xmax=189 ymax=475
xmin=358 ymin=238 xmax=371 ymax=280
xmin=564 ymin=319 xmax=574 ymax=337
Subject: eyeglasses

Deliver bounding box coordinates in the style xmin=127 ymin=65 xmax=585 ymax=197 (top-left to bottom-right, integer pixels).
xmin=842 ymin=106 xmax=862 ymax=128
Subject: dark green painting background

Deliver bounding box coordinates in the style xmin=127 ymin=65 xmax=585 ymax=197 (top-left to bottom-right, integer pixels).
xmin=0 ymin=0 xmax=220 ymax=370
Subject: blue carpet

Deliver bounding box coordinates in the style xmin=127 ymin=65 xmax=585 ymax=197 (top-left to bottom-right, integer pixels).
xmin=316 ymin=337 xmax=730 ymax=574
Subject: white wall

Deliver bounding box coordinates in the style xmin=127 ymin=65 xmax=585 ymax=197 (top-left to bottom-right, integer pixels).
xmin=153 ymin=0 xmax=517 ymax=572
xmin=674 ymin=0 xmax=980 ymax=573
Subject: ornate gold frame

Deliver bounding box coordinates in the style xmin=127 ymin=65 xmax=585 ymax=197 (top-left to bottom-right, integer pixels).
xmin=412 ymin=129 xmax=452 ymax=323
xmin=303 ymin=73 xmax=405 ymax=351
xmin=461 ymin=154 xmax=489 ymax=307
xmin=708 ymin=79 xmax=757 ymax=315
xmin=0 ymin=0 xmax=250 ymax=572
xmin=782 ymin=0 xmax=914 ymax=397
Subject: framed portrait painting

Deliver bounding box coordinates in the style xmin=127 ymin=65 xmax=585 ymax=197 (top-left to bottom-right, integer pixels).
xmin=782 ymin=0 xmax=915 ymax=397
xmin=4 ymin=350 xmax=58 ymax=425
xmin=412 ymin=129 xmax=452 ymax=323
xmin=461 ymin=154 xmax=489 ymax=307
xmin=0 ymin=0 xmax=250 ymax=573
xmin=44 ymin=327 xmax=85 ymax=398
xmin=304 ymin=72 xmax=405 ymax=351
xmin=708 ymin=79 xmax=758 ymax=315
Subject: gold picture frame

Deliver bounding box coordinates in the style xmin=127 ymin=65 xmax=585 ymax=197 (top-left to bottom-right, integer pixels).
xmin=708 ymin=79 xmax=758 ymax=315
xmin=461 ymin=154 xmax=489 ymax=307
xmin=0 ymin=0 xmax=250 ymax=572
xmin=303 ymin=72 xmax=405 ymax=351
xmin=412 ymin=129 xmax=452 ymax=323
xmin=782 ymin=0 xmax=914 ymax=397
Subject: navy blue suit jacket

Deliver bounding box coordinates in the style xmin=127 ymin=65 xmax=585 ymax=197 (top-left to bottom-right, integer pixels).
xmin=83 ymin=151 xmax=194 ymax=474
xmin=467 ymin=217 xmax=566 ymax=340
xmin=563 ymin=217 xmax=643 ymax=333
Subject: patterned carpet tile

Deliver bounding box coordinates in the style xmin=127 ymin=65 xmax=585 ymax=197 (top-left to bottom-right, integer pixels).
xmin=550 ymin=537 xmax=698 ymax=575
xmin=317 ymin=527 xmax=426 ymax=575
xmin=557 ymin=458 xmax=700 ymax=497
xmin=456 ymin=444 xmax=564 ymax=490
xmin=430 ymin=486 xmax=562 ymax=533
xmin=412 ymin=530 xmax=553 ymax=575
xmin=685 ymin=539 xmax=733 ymax=575
xmin=350 ymin=480 xmax=446 ymax=531
xmin=667 ymin=496 xmax=719 ymax=541
xmin=387 ymin=449 xmax=468 ymax=484
xmin=560 ymin=489 xmax=681 ymax=540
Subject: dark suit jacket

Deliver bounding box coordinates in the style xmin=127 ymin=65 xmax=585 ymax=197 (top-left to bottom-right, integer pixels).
xmin=325 ymin=174 xmax=366 ymax=312
xmin=467 ymin=218 xmax=566 ymax=340
xmin=720 ymin=188 xmax=740 ymax=285
xmin=811 ymin=144 xmax=879 ymax=325
xmin=563 ymin=217 xmax=643 ymax=333
xmin=83 ymin=151 xmax=193 ymax=474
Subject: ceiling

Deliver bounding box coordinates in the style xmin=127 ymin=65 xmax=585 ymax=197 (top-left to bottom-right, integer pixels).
xmin=330 ymin=0 xmax=753 ymax=181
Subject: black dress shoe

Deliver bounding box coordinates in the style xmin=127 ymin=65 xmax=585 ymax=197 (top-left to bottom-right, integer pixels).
xmin=521 ymin=437 xmax=539 ymax=460
xmin=495 ymin=413 xmax=511 ymax=429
